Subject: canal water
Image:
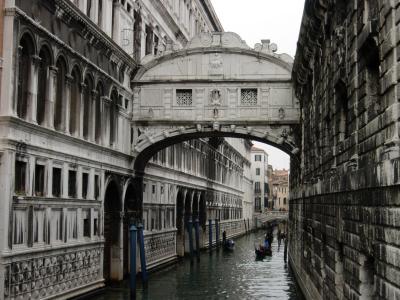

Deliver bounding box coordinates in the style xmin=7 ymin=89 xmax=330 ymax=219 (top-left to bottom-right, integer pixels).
xmin=90 ymin=230 xmax=304 ymax=299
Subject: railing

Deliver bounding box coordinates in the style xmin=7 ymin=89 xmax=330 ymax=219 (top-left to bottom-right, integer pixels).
xmin=143 ymin=229 xmax=177 ymax=269
xmin=3 ymin=245 xmax=103 ymax=300
xmin=204 ymin=219 xmax=246 ymax=247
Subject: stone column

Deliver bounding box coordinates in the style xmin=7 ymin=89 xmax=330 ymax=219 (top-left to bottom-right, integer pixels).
xmin=62 ymin=162 xmax=69 ymax=198
xmin=46 ymin=65 xmax=58 ymax=129
xmin=98 ymin=96 xmax=107 ymax=145
xmin=102 ymin=96 xmax=111 ymax=146
xmin=47 ymin=159 xmax=53 ymax=197
xmin=140 ymin=17 xmax=147 ymax=58
xmin=1 ymin=151 xmax=15 ymax=251
xmin=28 ymin=156 xmax=35 ymax=197
xmin=77 ymin=165 xmax=82 ymax=199
xmin=112 ymin=1 xmax=122 ymax=44
xmin=27 ymin=55 xmax=41 ymax=124
xmin=88 ymin=168 xmax=95 ymax=200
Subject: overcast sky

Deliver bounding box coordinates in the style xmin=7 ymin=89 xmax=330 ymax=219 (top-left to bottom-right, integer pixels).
xmin=210 ymin=0 xmax=305 ymax=170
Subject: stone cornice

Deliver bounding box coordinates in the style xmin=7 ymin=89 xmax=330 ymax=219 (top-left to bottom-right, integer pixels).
xmin=134 ymin=46 xmax=293 ymax=80
xmin=0 ymin=116 xmax=133 ymax=164
xmin=54 ymin=0 xmax=138 ymax=71
xmin=14 ymin=6 xmax=133 ymax=96
xmin=197 ymin=0 xmax=223 ymax=32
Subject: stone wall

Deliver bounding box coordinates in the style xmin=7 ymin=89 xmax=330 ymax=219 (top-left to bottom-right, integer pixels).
xmin=291 ymin=0 xmax=400 ymax=299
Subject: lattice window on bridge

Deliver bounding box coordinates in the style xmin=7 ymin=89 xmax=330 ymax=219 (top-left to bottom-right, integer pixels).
xmin=176 ymin=89 xmax=193 ymax=106
xmin=241 ymin=88 xmax=258 ymax=105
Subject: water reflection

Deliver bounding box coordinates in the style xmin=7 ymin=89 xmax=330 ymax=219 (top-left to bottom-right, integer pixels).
xmin=90 ymin=231 xmax=304 ymax=300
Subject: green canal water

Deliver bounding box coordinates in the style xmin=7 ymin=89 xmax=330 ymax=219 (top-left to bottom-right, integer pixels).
xmin=89 ymin=230 xmax=304 ymax=299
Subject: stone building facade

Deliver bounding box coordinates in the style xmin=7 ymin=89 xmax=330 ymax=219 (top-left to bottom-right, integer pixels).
xmin=0 ymin=0 xmax=254 ymax=299
xmin=250 ymin=146 xmax=269 ymax=212
xmin=270 ymin=169 xmax=289 ymax=211
xmin=291 ymin=0 xmax=400 ymax=299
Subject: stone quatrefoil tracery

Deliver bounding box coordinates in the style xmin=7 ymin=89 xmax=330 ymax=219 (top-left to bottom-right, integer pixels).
xmin=176 ymin=89 xmax=193 ymax=106
xmin=4 ymin=248 xmax=102 ymax=300
xmin=240 ymin=89 xmax=258 ymax=106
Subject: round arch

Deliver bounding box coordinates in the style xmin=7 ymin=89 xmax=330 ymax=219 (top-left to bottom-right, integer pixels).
xmin=37 ymin=45 xmax=52 ymax=125
xmin=55 ymin=51 xmax=70 ymax=74
xmin=133 ymin=129 xmax=299 ymax=175
xmin=18 ymin=30 xmax=37 ymax=55
xmin=103 ymin=177 xmax=123 ymax=282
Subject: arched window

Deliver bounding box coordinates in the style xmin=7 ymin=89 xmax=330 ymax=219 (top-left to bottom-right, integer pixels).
xmin=17 ymin=34 xmax=34 ymax=119
xmin=54 ymin=57 xmax=67 ymax=131
xmin=69 ymin=67 xmax=81 ymax=136
xmin=37 ymin=46 xmax=51 ymax=125
xmin=83 ymin=75 xmax=93 ymax=140
xmin=95 ymin=82 xmax=103 ymax=143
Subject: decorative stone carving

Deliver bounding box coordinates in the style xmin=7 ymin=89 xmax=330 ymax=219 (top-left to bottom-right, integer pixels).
xmin=187 ymin=32 xmax=249 ymax=50
xmin=210 ymin=89 xmax=221 ymax=118
xmin=334 ymin=26 xmax=346 ymax=67
xmin=278 ymin=108 xmax=285 ymax=119
xmin=210 ymin=89 xmax=221 ymax=106
xmin=209 ymin=53 xmax=223 ymax=75
xmin=254 ymin=39 xmax=278 ymax=54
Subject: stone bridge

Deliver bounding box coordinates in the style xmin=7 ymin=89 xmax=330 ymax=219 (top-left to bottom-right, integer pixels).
xmin=254 ymin=211 xmax=288 ymax=228
xmin=131 ymin=32 xmax=301 ymax=174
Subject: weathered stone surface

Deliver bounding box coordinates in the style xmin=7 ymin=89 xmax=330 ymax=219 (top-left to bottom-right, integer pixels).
xmin=291 ymin=0 xmax=400 ymax=299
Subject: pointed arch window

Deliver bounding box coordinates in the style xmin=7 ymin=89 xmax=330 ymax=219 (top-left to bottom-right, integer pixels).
xmin=83 ymin=75 xmax=93 ymax=140
xmin=95 ymin=83 xmax=103 ymax=143
xmin=110 ymin=90 xmax=118 ymax=146
xmin=69 ymin=67 xmax=81 ymax=136
xmin=37 ymin=47 xmax=51 ymax=126
xmin=17 ymin=35 xmax=34 ymax=119
xmin=54 ymin=57 xmax=67 ymax=131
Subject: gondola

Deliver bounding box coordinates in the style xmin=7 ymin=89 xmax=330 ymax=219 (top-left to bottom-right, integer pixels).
xmin=223 ymin=239 xmax=235 ymax=251
xmin=255 ymin=246 xmax=272 ymax=260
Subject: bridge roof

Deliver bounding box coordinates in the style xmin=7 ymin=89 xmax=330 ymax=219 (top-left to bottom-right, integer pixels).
xmin=134 ymin=32 xmax=294 ymax=83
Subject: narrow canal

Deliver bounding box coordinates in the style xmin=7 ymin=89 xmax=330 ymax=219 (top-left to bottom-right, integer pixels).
xmin=90 ymin=230 xmax=304 ymax=299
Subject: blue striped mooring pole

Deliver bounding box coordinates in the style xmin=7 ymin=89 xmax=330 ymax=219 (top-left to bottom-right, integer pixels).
xmin=208 ymin=219 xmax=212 ymax=251
xmin=129 ymin=224 xmax=137 ymax=300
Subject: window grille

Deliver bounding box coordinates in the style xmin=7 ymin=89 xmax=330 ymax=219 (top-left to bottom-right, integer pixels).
xmin=176 ymin=89 xmax=193 ymax=106
xmin=241 ymin=88 xmax=258 ymax=105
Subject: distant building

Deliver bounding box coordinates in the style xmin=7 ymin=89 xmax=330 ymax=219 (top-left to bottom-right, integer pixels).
xmin=250 ymin=147 xmax=269 ymax=212
xmin=270 ymin=169 xmax=289 ymax=210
